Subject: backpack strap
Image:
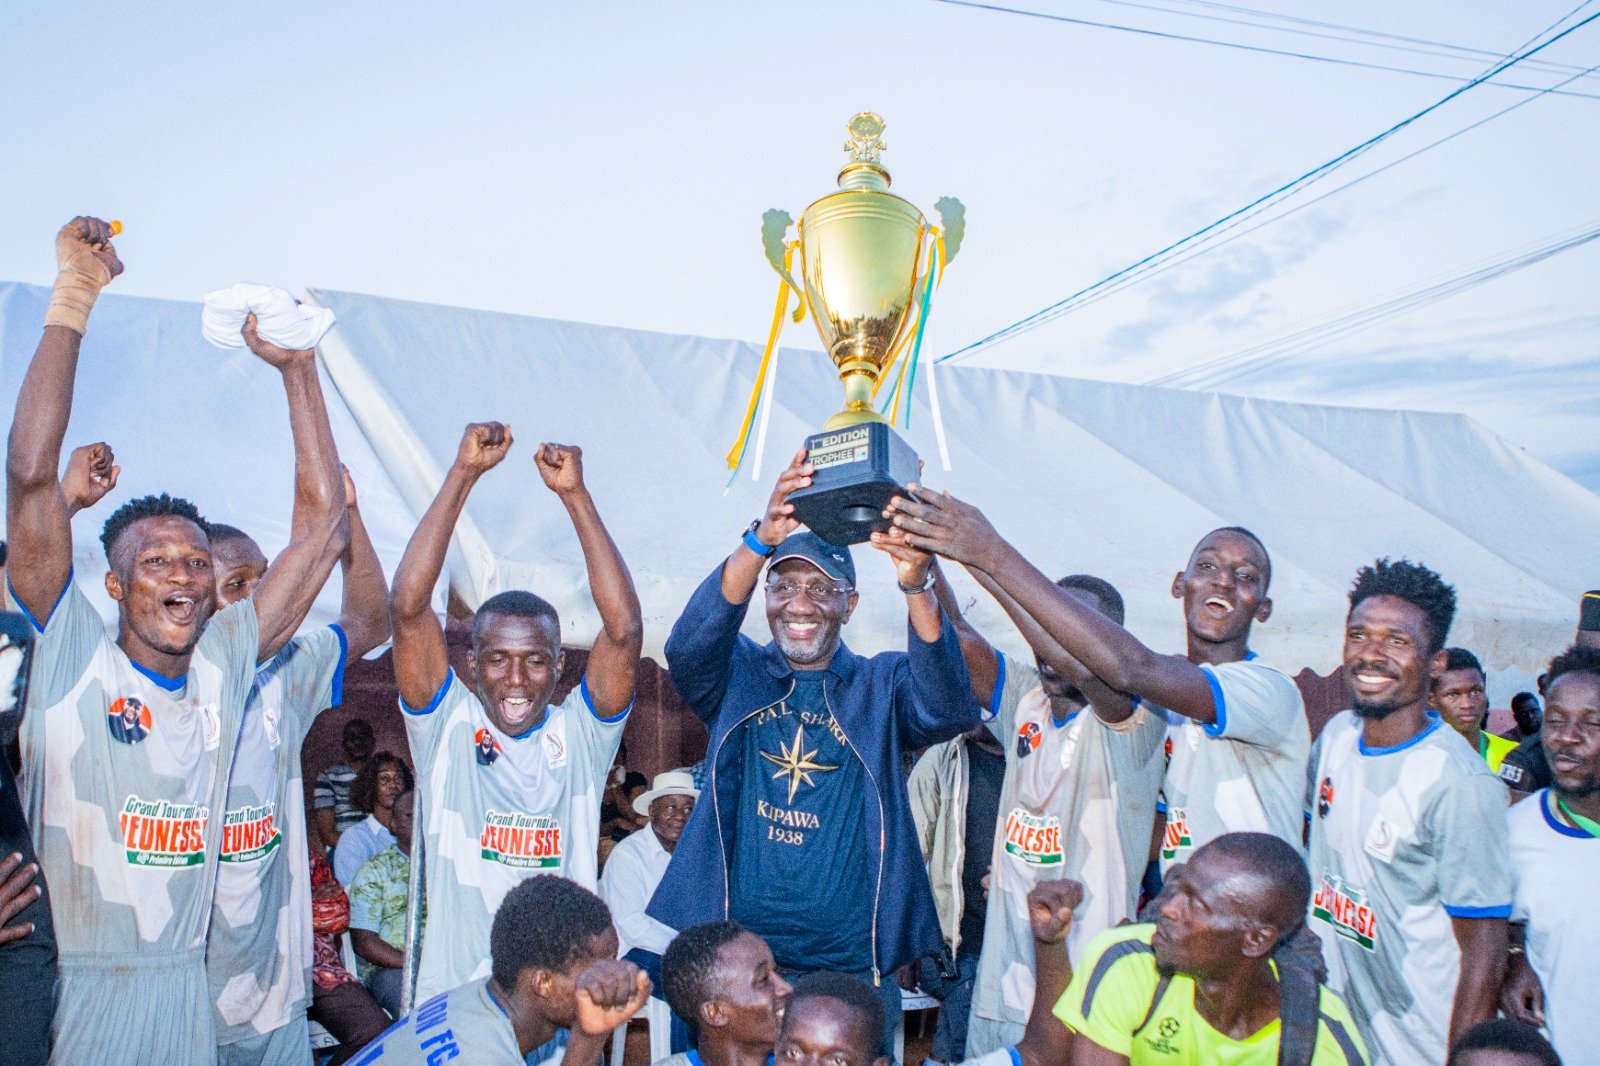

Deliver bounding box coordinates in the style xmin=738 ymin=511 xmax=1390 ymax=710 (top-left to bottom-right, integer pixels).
xmin=1274 ymin=927 xmax=1324 ymax=1066
xmin=1133 ymin=974 xmax=1173 ymax=1036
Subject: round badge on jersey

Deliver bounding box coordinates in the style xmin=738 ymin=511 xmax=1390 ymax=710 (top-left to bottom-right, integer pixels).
xmin=1317 ymin=776 xmax=1334 ymax=818
xmin=107 ymin=695 xmax=152 ymax=745
xmin=474 ymin=728 xmax=502 ymax=766
xmin=1016 ymin=721 xmax=1042 ymax=759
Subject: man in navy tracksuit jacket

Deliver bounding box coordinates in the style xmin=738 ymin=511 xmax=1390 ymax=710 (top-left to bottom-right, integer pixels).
xmin=648 ymin=459 xmax=977 ymax=1055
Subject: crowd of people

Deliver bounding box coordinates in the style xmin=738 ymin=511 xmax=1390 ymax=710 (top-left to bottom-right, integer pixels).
xmin=0 ymin=217 xmax=1594 ymax=1066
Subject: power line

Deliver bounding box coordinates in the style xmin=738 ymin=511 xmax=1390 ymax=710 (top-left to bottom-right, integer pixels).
xmin=936 ymin=4 xmax=1600 ymax=364
xmin=1147 ymin=220 xmax=1600 ymax=390
xmin=932 ymin=0 xmax=1600 ymax=99
xmin=1012 ymin=57 xmax=1600 ymax=328
xmin=1110 ymin=0 xmax=1600 ymax=81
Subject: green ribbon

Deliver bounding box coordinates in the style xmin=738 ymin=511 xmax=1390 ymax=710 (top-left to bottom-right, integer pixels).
xmin=1554 ymin=793 xmax=1600 ymax=839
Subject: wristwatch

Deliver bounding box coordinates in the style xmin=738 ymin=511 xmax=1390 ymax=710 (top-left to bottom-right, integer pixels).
xmin=742 ymin=520 xmax=776 ymax=558
xmin=898 ymin=570 xmax=937 ymax=596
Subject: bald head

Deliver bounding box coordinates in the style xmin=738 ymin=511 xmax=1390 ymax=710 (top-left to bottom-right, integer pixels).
xmin=1193 ymin=832 xmax=1309 ymax=940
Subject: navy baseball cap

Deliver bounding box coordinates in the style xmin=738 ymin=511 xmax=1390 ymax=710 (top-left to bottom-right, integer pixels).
xmin=768 ymin=531 xmax=856 ymax=587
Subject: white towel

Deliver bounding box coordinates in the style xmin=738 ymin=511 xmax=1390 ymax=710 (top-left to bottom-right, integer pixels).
xmin=201 ymin=283 xmax=335 ymax=351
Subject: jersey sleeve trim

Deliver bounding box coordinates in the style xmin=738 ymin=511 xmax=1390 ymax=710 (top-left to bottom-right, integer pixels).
xmin=1321 ymin=1012 xmax=1367 ymax=1066
xmin=581 ymin=674 xmax=633 ymax=724
xmin=1200 ymin=663 xmax=1229 ymax=737
xmin=9 ymin=571 xmax=72 ymax=634
xmin=402 ymin=672 xmax=453 ymax=716
xmin=1002 ymin=1047 xmax=1021 ymax=1066
xmin=1442 ymin=903 xmax=1513 ymax=919
xmin=1078 ymin=936 xmax=1156 ymax=1017
xmin=328 ymin=623 xmax=350 ymax=708
xmin=983 ymin=652 xmax=1008 ymax=723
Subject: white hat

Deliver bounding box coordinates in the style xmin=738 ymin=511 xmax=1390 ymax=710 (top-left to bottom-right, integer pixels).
xmin=633 ymin=770 xmax=700 ymax=816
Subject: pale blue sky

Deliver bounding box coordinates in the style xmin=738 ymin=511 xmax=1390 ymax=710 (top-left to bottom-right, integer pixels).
xmin=4 ymin=1 xmax=1597 ymax=488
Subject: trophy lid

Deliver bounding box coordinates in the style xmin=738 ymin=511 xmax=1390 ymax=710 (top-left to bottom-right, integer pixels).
xmin=837 ymin=112 xmax=891 ymax=192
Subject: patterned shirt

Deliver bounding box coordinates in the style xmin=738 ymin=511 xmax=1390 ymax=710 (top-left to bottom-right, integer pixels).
xmin=208 ymin=624 xmax=347 ymax=1043
xmin=970 ymin=656 xmax=1166 ymax=1039
xmin=17 ymin=579 xmax=258 ymax=955
xmin=316 ymin=761 xmax=365 ymax=833
xmin=1156 ymin=656 xmax=1309 ymax=869
xmin=405 ymin=670 xmax=627 ymax=1000
xmin=350 ymin=844 xmax=420 ymax=978
xmin=1306 ymin=712 xmax=1512 ymax=1066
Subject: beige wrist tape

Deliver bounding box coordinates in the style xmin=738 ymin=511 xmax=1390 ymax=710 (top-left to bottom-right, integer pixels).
xmin=45 ymin=243 xmax=114 ymax=335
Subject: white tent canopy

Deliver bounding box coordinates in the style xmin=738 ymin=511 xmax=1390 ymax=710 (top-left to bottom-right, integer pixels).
xmin=2 ymin=280 xmax=1594 ymax=689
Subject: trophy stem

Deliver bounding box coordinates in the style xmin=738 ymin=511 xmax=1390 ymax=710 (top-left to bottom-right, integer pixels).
xmin=823 ymin=370 xmax=888 ymax=429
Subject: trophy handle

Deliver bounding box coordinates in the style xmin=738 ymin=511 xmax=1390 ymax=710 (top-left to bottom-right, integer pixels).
xmin=935 ymin=197 xmax=965 ymax=264
xmin=761 ymin=209 xmax=807 ymax=323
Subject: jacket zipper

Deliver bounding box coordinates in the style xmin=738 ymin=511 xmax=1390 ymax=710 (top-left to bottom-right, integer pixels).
xmin=713 ymin=677 xmax=796 ymax=916
xmin=825 ymin=676 xmax=886 ymax=986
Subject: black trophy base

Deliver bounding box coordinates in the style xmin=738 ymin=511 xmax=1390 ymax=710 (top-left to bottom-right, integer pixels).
xmin=788 ymin=421 xmax=921 ymax=546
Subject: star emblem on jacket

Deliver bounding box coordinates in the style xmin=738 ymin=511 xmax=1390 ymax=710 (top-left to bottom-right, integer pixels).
xmin=761 ymin=724 xmax=839 ymax=803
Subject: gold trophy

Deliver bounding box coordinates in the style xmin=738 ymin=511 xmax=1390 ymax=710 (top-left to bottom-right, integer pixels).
xmin=759 ymin=112 xmax=964 ymax=545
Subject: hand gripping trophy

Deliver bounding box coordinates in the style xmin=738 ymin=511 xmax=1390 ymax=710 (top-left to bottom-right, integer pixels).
xmin=730 ymin=112 xmax=964 ymax=545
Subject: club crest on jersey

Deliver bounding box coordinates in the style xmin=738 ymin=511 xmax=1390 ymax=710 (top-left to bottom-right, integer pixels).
xmin=1161 ymin=808 xmax=1192 ymax=861
xmin=1016 ymin=721 xmax=1042 ymax=759
xmin=474 ymin=728 xmax=502 ymax=767
xmin=1163 ymin=735 xmax=1173 ymax=765
xmin=543 ymin=724 xmax=568 ymax=768
xmin=479 ymin=810 xmax=562 ymax=868
xmin=1317 ymin=777 xmax=1334 ymax=819
xmin=120 ymin=795 xmax=208 ymax=867
xmin=220 ymin=803 xmax=281 ymax=863
xmin=1003 ymin=808 xmax=1064 ymax=865
xmin=107 ymin=695 xmax=152 ymax=745
xmin=1312 ymin=874 xmax=1379 ymax=951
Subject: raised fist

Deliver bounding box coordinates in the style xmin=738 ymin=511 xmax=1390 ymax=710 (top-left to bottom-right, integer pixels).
xmin=455 ymin=421 xmax=513 ymax=474
xmin=241 ymin=313 xmax=313 ymax=369
xmin=534 ymin=443 xmax=585 ymax=495
xmin=1028 ymin=878 xmax=1085 ymax=945
xmin=62 ymin=442 xmax=120 ymax=514
xmin=56 ymin=216 xmax=122 ymax=284
xmin=573 ymin=958 xmax=652 ymax=1037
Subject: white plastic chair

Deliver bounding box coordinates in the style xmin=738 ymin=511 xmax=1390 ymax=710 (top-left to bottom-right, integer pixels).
xmin=895 ymin=987 xmax=940 ymax=1065
xmin=610 ymin=996 xmax=674 ymax=1066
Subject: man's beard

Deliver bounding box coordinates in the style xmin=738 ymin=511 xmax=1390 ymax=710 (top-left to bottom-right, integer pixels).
xmin=1351 ymin=698 xmax=1404 ymax=721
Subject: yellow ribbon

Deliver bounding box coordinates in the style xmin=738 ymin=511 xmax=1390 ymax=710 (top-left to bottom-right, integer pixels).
xmin=726 ymin=242 xmax=802 ymax=471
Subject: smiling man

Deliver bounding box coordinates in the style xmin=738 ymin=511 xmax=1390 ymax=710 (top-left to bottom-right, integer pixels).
xmin=5 ymin=218 xmax=347 ymax=1064
xmin=1499 ymin=644 xmax=1600 ymax=1066
xmin=648 ymin=451 xmax=975 ymax=1055
xmin=390 ymin=421 xmax=643 ymax=1001
xmin=1054 ymin=833 xmax=1367 ymax=1065
xmin=884 ymin=491 xmax=1309 ymax=869
xmin=656 ymin=921 xmax=793 ymax=1066
xmin=1307 ymin=559 xmax=1511 ymax=1066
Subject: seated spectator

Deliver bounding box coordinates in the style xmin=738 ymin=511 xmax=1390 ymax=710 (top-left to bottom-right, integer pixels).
xmin=1053 ymin=833 xmax=1369 ymax=1064
xmin=334 ymin=751 xmax=412 ymax=884
xmin=306 ymin=852 xmax=392 ymax=1064
xmin=1446 ymin=1019 xmax=1560 ymax=1066
xmin=657 ymin=920 xmax=792 ymax=1066
xmin=316 ymin=718 xmax=376 ymax=851
xmin=350 ymin=788 xmax=422 ymax=1017
xmin=348 ymin=875 xmax=650 ymax=1065
xmin=1506 ymin=693 xmax=1542 ymax=742
xmin=601 ymin=770 xmax=698 ymax=1051
xmin=1498 ymin=693 xmax=1552 ymax=792
xmin=603 ymin=770 xmax=651 ymax=842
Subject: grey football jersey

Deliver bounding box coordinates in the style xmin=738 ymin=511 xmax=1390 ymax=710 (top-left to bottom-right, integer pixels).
xmin=1307 ymin=711 xmax=1512 ymax=1066
xmin=209 ymin=625 xmax=347 ymax=1044
xmin=969 ymin=656 xmax=1165 ymax=1037
xmin=20 ymin=580 xmax=258 ymax=954
xmin=351 ymin=980 xmax=529 ymax=1065
xmin=406 ymin=671 xmax=627 ymax=1000
xmin=1157 ymin=656 xmax=1309 ymax=869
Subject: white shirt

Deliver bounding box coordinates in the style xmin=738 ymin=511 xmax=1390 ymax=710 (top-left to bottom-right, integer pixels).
xmin=1508 ymin=790 xmax=1600 ymax=1066
xmin=601 ymin=824 xmax=677 ymax=956
xmin=334 ymin=813 xmax=396 ymax=885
